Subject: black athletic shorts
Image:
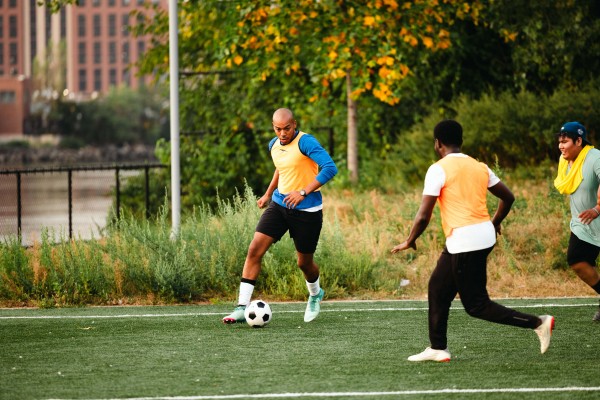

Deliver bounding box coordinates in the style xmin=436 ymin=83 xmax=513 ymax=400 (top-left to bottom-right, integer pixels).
xmin=567 ymin=232 xmax=600 ymax=266
xmin=256 ymin=202 xmax=323 ymax=254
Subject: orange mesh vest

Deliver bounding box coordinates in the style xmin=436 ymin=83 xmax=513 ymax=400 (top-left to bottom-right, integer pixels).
xmin=436 ymin=155 xmax=491 ymax=237
xmin=271 ymin=131 xmax=319 ymax=194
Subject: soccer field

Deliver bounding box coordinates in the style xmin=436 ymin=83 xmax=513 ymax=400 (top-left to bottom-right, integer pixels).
xmin=1 ymin=298 xmax=598 ymax=400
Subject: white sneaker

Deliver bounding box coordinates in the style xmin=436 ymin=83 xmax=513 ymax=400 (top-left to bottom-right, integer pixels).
xmin=534 ymin=315 xmax=555 ymax=354
xmin=407 ymin=347 xmax=451 ymax=362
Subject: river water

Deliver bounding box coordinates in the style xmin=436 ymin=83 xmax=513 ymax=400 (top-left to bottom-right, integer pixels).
xmin=0 ymin=170 xmax=139 ymax=246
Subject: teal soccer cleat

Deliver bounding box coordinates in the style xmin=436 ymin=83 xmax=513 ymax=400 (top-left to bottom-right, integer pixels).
xmin=304 ymin=288 xmax=325 ymax=322
xmin=223 ymin=305 xmax=246 ymax=324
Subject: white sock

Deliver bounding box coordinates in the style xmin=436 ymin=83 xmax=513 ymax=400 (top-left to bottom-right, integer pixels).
xmin=238 ymin=281 xmax=255 ymax=306
xmin=306 ymin=277 xmax=321 ymax=296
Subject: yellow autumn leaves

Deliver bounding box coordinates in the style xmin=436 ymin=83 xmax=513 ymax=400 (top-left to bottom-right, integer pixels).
xmin=202 ymin=1 xmax=486 ymax=105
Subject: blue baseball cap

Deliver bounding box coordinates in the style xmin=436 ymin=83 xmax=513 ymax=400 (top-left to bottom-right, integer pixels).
xmin=560 ymin=121 xmax=590 ymax=145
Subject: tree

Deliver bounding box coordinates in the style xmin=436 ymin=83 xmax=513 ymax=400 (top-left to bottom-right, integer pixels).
xmin=137 ymin=0 xmax=483 ymax=183
xmin=481 ymin=0 xmax=600 ymax=94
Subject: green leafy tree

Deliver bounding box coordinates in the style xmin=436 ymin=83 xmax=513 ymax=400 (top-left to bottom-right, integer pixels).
xmin=482 ymin=0 xmax=600 ymax=94
xmin=138 ymin=0 xmax=484 ymax=184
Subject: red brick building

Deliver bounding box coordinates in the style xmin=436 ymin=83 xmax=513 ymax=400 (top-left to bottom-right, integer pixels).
xmin=0 ymin=0 xmax=167 ymax=137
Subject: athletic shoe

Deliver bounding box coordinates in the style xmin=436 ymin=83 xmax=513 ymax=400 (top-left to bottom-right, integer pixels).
xmin=593 ymin=301 xmax=600 ymax=322
xmin=534 ymin=315 xmax=555 ymax=354
xmin=407 ymin=347 xmax=451 ymax=362
xmin=222 ymin=305 xmax=246 ymax=324
xmin=304 ymin=288 xmax=325 ymax=322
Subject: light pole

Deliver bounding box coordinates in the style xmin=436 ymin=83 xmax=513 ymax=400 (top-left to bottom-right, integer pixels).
xmin=168 ymin=0 xmax=181 ymax=239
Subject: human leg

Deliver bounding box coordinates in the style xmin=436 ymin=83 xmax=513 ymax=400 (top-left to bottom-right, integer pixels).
xmin=454 ymin=246 xmax=554 ymax=353
xmin=570 ymin=261 xmax=600 ymax=289
xmin=454 ymin=247 xmax=540 ymax=329
xmin=289 ymin=209 xmax=324 ymax=322
xmin=408 ymin=250 xmax=456 ymax=362
xmin=224 ymin=203 xmax=286 ymax=324
xmin=427 ymin=249 xmax=459 ymax=350
xmin=297 ymin=252 xmax=325 ymax=322
xmin=567 ymin=233 xmax=600 ymax=320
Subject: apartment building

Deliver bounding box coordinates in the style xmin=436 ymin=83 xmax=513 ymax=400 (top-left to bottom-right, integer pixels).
xmin=0 ymin=0 xmax=167 ymax=137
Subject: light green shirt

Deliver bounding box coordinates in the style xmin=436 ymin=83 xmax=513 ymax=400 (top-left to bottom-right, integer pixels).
xmin=570 ymin=148 xmax=600 ymax=247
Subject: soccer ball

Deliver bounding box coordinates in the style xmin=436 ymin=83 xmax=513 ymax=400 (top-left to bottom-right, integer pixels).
xmin=244 ymin=300 xmax=272 ymax=328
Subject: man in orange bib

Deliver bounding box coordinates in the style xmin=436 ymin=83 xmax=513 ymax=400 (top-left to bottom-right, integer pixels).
xmin=223 ymin=108 xmax=337 ymax=324
xmin=391 ymin=119 xmax=554 ymax=362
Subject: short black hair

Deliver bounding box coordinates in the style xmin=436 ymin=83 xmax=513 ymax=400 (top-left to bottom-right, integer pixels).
xmin=434 ymin=120 xmax=463 ymax=147
xmin=555 ymin=130 xmax=584 ymax=144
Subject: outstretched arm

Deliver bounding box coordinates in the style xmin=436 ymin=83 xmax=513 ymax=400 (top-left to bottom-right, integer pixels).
xmin=391 ymin=195 xmax=438 ymax=253
xmin=488 ymin=181 xmax=515 ymax=235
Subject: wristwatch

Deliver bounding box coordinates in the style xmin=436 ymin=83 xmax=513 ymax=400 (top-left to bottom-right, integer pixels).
xmin=300 ymin=189 xmax=307 ymax=197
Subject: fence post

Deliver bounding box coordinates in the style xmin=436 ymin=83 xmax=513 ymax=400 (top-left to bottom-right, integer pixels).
xmin=115 ymin=167 xmax=121 ymax=219
xmin=16 ymin=171 xmax=22 ymax=240
xmin=68 ymin=169 xmax=73 ymax=239
xmin=145 ymin=165 xmax=150 ymax=219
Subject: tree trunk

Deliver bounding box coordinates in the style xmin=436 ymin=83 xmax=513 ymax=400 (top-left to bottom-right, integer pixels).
xmin=346 ymin=72 xmax=358 ymax=184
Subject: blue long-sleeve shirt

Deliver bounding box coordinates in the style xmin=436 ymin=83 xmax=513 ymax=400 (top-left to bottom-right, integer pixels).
xmin=268 ymin=132 xmax=337 ymax=210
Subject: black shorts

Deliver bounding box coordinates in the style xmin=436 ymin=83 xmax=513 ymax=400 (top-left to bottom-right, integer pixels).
xmin=567 ymin=232 xmax=600 ymax=266
xmin=256 ymin=202 xmax=323 ymax=254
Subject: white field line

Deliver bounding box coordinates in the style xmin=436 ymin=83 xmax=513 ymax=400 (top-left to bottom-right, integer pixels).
xmin=0 ymin=302 xmax=596 ymax=320
xmin=45 ymin=386 xmax=600 ymax=400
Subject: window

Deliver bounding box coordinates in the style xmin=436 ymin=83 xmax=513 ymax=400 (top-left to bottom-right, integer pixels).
xmin=122 ymin=0 xmax=131 ymax=5
xmin=79 ymin=0 xmax=86 ymax=5
xmin=137 ymin=40 xmax=145 ymax=58
xmin=9 ymin=42 xmax=16 ymax=65
xmin=122 ymin=42 xmax=129 ymax=63
xmin=121 ymin=14 xmax=129 ymax=37
xmin=92 ymin=0 xmax=101 ymax=6
xmin=108 ymin=14 xmax=116 ymax=36
xmin=93 ymin=15 xmax=101 ymax=37
xmin=0 ymin=91 xmax=16 ymax=103
xmin=9 ymin=0 xmax=17 ymax=8
xmin=0 ymin=16 xmax=3 ymax=39
xmin=137 ymin=0 xmax=144 ymax=5
xmin=78 ymin=15 xmax=86 ymax=37
xmin=79 ymin=69 xmax=87 ymax=91
xmin=93 ymin=42 xmax=101 ymax=64
xmin=136 ymin=13 xmax=144 ymax=29
xmin=122 ymin=69 xmax=130 ymax=86
xmin=108 ymin=42 xmax=116 ymax=64
xmin=0 ymin=45 xmax=4 ymax=64
xmin=9 ymin=15 xmax=17 ymax=38
xmin=108 ymin=0 xmax=116 ymax=5
xmin=78 ymin=42 xmax=86 ymax=64
xmin=109 ymin=68 xmax=117 ymax=86
xmin=94 ymin=69 xmax=102 ymax=91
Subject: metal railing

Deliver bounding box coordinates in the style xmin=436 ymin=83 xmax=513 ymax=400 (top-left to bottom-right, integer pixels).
xmin=0 ymin=163 xmax=166 ymax=243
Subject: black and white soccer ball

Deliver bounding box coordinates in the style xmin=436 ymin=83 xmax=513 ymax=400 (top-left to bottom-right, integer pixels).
xmin=244 ymin=300 xmax=272 ymax=328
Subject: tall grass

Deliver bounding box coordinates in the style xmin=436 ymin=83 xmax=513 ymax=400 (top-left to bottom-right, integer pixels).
xmin=0 ymin=173 xmax=588 ymax=307
xmin=0 ymin=184 xmax=388 ymax=306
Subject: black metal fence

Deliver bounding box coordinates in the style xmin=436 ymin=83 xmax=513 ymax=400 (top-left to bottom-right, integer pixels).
xmin=0 ymin=163 xmax=165 ymax=245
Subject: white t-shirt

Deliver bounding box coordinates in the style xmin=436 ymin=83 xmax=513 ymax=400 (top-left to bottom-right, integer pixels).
xmin=423 ymin=153 xmax=500 ymax=254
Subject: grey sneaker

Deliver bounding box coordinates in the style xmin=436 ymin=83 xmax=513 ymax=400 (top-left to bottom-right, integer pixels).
xmin=593 ymin=301 xmax=600 ymax=322
xmin=407 ymin=347 xmax=451 ymax=362
xmin=534 ymin=315 xmax=555 ymax=354
xmin=223 ymin=305 xmax=246 ymax=324
xmin=304 ymin=288 xmax=325 ymax=322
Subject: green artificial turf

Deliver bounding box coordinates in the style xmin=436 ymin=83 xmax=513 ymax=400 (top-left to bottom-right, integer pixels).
xmin=0 ymin=298 xmax=598 ymax=400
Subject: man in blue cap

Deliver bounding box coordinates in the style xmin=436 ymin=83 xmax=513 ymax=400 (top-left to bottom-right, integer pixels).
xmin=554 ymin=121 xmax=600 ymax=321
